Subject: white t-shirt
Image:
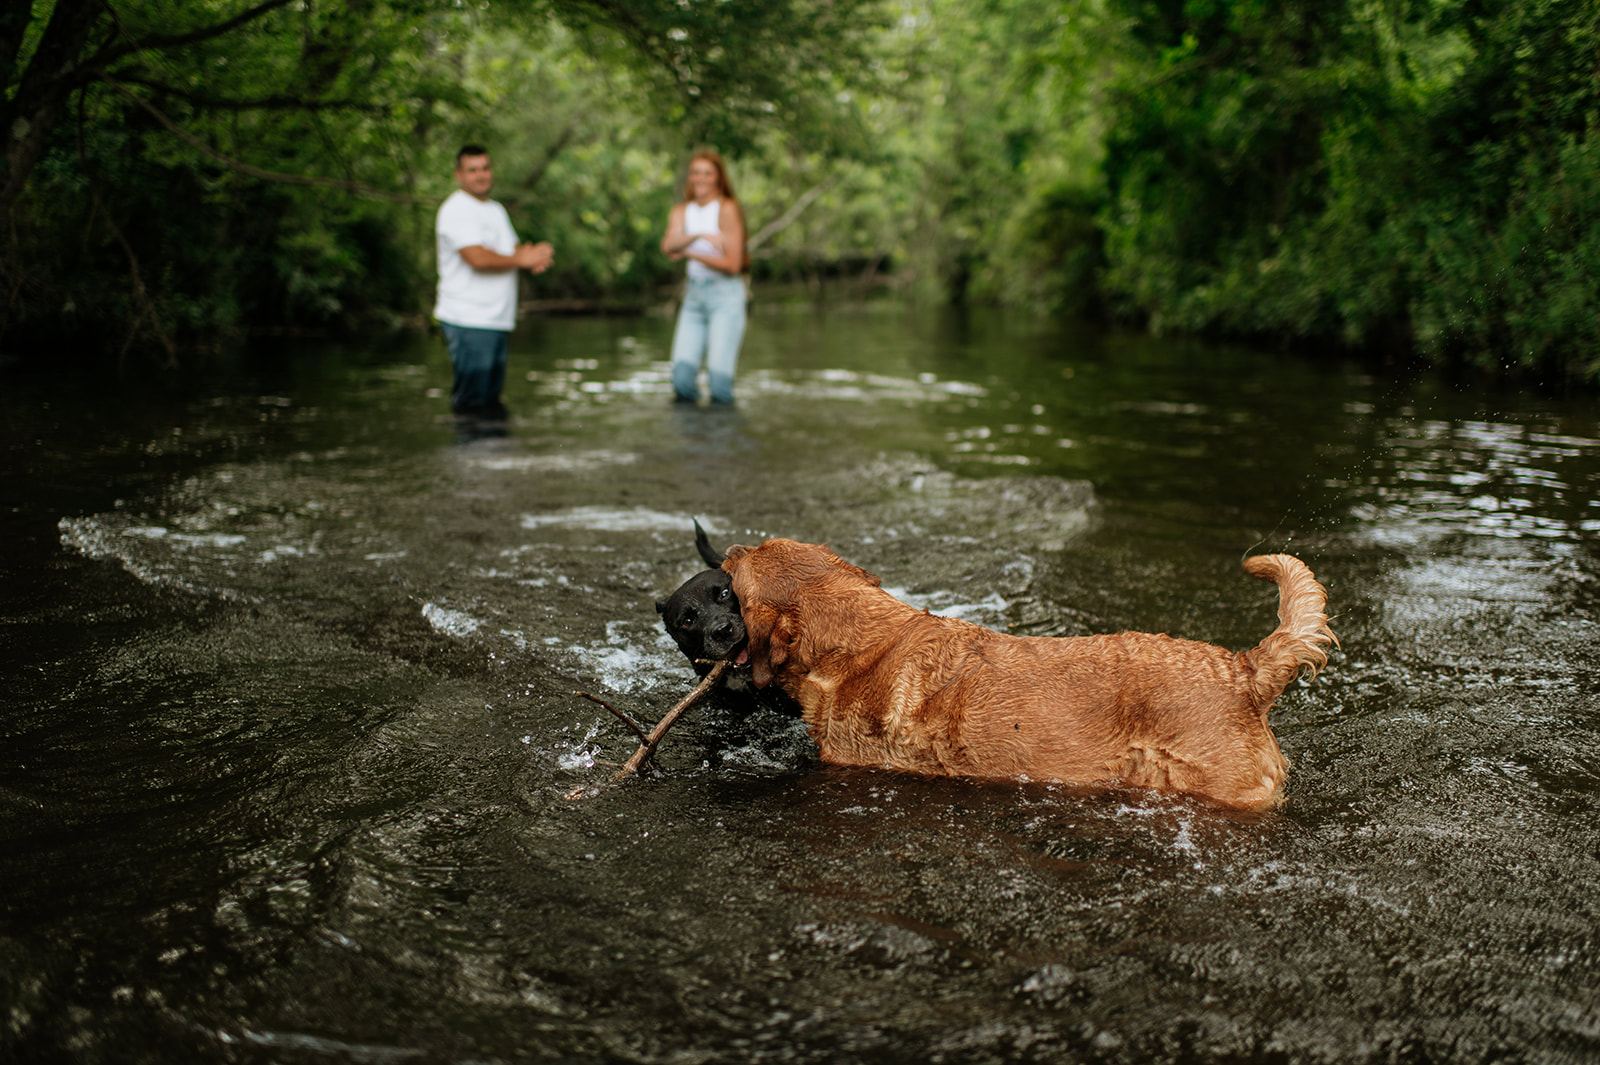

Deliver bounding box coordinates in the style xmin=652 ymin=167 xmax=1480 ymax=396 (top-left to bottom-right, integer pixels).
xmin=434 ymin=189 xmax=520 ymax=331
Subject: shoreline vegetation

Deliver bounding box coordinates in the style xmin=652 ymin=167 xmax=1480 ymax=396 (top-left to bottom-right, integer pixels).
xmin=4 ymin=1 xmax=1597 ymax=381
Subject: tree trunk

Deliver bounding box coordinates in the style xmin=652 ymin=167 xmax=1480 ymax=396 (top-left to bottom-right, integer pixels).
xmin=1 ymin=0 xmax=107 ymax=219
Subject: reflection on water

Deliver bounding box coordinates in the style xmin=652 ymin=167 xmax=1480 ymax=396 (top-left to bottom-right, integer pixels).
xmin=3 ymin=307 xmax=1599 ymax=1063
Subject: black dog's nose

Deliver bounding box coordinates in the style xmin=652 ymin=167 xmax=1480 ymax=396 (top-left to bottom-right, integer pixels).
xmin=713 ymin=621 xmax=736 ymax=642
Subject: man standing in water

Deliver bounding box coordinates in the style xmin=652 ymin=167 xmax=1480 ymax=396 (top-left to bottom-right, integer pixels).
xmin=434 ymin=145 xmax=554 ymax=419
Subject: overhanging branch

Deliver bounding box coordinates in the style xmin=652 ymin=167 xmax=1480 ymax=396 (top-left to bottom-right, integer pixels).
xmin=105 ymin=73 xmax=389 ymax=114
xmin=748 ymin=178 xmax=835 ymax=252
xmin=94 ymin=0 xmax=299 ymax=68
xmin=102 ymin=77 xmax=421 ymax=204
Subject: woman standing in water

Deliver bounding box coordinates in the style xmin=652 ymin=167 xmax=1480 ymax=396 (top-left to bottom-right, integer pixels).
xmin=661 ymin=152 xmax=747 ymax=405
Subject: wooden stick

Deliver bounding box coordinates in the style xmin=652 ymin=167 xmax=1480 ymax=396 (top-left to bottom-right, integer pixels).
xmin=613 ymin=659 xmax=733 ymax=781
xmin=576 ymin=690 xmax=650 ymax=745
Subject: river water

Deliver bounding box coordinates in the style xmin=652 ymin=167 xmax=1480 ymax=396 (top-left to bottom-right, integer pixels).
xmin=3 ymin=306 xmax=1598 ymax=1063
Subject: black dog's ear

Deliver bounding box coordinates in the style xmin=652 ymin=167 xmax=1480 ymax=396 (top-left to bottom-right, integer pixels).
xmin=693 ymin=519 xmax=725 ymax=569
xmin=655 ymin=599 xmax=668 ymax=615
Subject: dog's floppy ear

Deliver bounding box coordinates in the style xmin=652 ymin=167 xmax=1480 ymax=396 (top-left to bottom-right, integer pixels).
xmin=741 ymin=602 xmax=792 ymax=689
xmin=721 ymin=543 xmax=755 ymax=568
xmin=721 ymin=542 xmax=788 ymax=687
xmin=655 ymin=599 xmax=668 ymax=615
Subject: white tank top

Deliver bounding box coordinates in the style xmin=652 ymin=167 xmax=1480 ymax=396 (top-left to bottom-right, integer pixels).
xmin=684 ymin=198 xmax=723 ymax=281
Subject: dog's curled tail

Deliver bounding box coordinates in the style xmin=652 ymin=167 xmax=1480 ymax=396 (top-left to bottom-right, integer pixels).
xmin=1241 ymin=554 xmax=1338 ymax=714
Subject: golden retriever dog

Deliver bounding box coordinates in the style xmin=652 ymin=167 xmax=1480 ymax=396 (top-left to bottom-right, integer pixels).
xmin=721 ymin=540 xmax=1336 ymax=809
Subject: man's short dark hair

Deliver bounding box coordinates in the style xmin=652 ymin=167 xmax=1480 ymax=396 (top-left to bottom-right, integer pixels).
xmin=456 ymin=144 xmax=489 ymax=167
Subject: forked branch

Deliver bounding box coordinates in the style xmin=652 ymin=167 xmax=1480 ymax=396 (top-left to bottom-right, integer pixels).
xmin=566 ymin=658 xmax=732 ymax=797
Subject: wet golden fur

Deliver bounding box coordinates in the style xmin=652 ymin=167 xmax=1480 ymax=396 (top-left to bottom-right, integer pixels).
xmin=722 ymin=540 xmax=1336 ymax=809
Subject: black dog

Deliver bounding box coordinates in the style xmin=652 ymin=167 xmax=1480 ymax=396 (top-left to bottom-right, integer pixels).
xmin=657 ymin=522 xmax=804 ymax=720
xmin=656 ymin=520 xmax=746 ymax=677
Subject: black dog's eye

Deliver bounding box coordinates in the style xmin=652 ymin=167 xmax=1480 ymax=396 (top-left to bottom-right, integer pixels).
xmin=718 ymin=587 xmax=731 ymax=601
xmin=678 ymin=609 xmax=697 ymax=628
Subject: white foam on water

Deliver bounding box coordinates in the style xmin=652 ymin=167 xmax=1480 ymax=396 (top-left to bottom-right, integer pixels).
xmin=59 ymin=516 xmax=124 ymax=559
xmin=570 ymin=641 xmax=663 ymax=694
xmin=519 ymin=507 xmax=701 ymax=533
xmin=421 ymin=603 xmax=482 ymax=638
xmin=1171 ymin=816 xmax=1205 ymax=870
xmin=735 ymin=368 xmax=988 ymax=404
xmin=464 ymin=451 xmax=638 ymax=473
xmin=717 ymin=744 xmax=794 ymax=772
xmin=552 ymin=722 xmax=604 ymax=770
xmin=58 ymin=516 xmax=250 ymax=598
xmin=543 ymin=618 xmax=688 ymax=696
xmin=883 ymin=585 xmax=1011 ymax=626
xmin=170 ymin=533 xmax=249 ymax=548
xmin=60 ymin=514 xmax=326 ymax=596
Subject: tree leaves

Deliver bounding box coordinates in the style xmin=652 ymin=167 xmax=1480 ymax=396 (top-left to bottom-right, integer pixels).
xmin=1 ymin=0 xmax=889 ymax=354
xmin=1095 ymin=0 xmax=1600 ymax=375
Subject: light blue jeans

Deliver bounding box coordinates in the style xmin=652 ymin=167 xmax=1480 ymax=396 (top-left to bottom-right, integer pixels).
xmin=670 ymin=274 xmax=747 ymax=404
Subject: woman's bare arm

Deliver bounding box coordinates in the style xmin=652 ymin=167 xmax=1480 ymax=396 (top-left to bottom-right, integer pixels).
xmin=661 ymin=202 xmax=695 ymax=258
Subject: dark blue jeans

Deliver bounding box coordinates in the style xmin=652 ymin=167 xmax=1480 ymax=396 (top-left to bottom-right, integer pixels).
xmin=441 ymin=323 xmax=509 ymax=412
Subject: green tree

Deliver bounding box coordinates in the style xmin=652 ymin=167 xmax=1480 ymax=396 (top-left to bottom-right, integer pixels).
xmin=742 ymin=0 xmax=1113 ymax=311
xmin=1094 ymin=0 xmax=1600 ymax=376
xmin=2 ymin=0 xmax=883 ymax=357
xmin=1407 ymin=0 xmax=1600 ymax=372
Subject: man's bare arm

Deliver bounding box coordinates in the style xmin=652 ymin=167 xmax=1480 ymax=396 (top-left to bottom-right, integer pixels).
xmin=460 ymin=242 xmax=553 ymax=273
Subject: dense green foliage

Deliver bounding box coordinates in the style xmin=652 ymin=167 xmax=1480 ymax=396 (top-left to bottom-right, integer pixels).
xmin=4 ymin=0 xmax=1598 ymax=378
xmin=1095 ymin=0 xmax=1600 ymax=375
xmin=1 ymin=0 xmax=878 ymax=357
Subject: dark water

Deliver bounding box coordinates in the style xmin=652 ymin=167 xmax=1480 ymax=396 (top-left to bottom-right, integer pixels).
xmin=4 ymin=307 xmax=1599 ymax=1064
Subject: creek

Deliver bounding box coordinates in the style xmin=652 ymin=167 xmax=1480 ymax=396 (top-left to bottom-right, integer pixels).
xmin=3 ymin=306 xmax=1598 ymax=1063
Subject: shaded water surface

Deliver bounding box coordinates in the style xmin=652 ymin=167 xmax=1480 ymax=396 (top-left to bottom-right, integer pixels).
xmin=4 ymin=308 xmax=1599 ymax=1063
